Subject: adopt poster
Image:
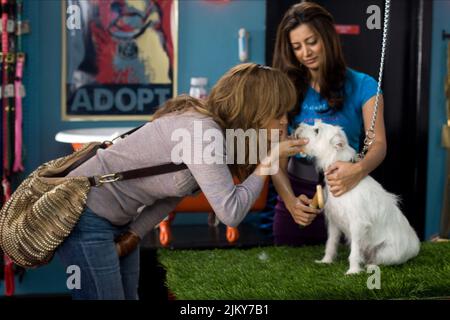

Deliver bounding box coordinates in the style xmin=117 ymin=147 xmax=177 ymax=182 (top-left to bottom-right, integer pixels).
xmin=62 ymin=0 xmax=178 ymax=121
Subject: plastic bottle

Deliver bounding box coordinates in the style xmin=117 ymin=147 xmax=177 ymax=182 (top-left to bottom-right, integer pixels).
xmin=189 ymin=77 xmax=208 ymax=99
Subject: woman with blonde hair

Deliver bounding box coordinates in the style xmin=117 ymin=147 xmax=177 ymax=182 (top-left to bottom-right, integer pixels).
xmin=56 ymin=62 xmax=308 ymax=300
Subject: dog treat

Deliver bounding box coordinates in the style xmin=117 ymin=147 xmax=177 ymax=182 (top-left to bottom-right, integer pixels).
xmin=309 ymin=192 xmax=319 ymax=209
xmin=299 ymin=185 xmax=324 ymax=228
xmin=317 ymin=185 xmax=324 ymax=209
xmin=299 ymin=185 xmax=323 ymax=229
xmin=309 ymin=185 xmax=324 ymax=209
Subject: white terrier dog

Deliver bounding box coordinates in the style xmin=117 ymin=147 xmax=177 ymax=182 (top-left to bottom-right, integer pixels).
xmin=294 ymin=120 xmax=420 ymax=275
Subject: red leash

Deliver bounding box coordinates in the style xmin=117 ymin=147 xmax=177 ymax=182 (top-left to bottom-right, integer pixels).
xmin=2 ymin=173 xmax=14 ymax=296
xmin=1 ymin=176 xmax=14 ymax=296
xmin=3 ymin=255 xmax=14 ymax=296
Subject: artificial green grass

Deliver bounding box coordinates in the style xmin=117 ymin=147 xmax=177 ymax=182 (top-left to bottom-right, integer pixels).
xmin=158 ymin=242 xmax=450 ymax=300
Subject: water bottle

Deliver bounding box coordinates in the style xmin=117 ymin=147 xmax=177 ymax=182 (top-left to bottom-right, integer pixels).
xmin=189 ymin=77 xmax=208 ymax=99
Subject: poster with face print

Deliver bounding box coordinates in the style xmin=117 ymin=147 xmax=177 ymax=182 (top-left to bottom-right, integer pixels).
xmin=62 ymin=0 xmax=177 ymax=120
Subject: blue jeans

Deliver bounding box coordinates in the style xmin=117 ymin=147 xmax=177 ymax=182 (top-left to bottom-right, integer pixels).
xmin=56 ymin=207 xmax=140 ymax=300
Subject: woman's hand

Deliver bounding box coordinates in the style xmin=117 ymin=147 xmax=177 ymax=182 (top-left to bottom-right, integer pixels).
xmin=276 ymin=137 xmax=309 ymax=159
xmin=325 ymin=161 xmax=366 ymax=197
xmin=256 ymin=138 xmax=309 ymax=176
xmin=286 ymin=194 xmax=321 ymax=226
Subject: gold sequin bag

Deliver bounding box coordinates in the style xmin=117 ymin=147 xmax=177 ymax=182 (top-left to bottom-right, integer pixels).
xmin=0 ymin=142 xmax=103 ymax=268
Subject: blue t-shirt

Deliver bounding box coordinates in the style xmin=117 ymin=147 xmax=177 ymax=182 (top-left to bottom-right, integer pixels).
xmin=290 ymin=68 xmax=379 ymax=153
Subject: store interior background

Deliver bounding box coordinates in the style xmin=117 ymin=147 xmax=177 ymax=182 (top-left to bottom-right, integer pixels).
xmin=0 ymin=0 xmax=449 ymax=296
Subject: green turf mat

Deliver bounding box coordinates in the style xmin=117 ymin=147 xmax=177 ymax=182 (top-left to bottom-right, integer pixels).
xmin=158 ymin=242 xmax=450 ymax=299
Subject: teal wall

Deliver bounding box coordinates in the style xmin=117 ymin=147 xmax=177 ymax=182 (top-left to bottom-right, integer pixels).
xmin=425 ymin=0 xmax=450 ymax=239
xmin=2 ymin=0 xmax=448 ymax=297
xmin=0 ymin=0 xmax=266 ymax=296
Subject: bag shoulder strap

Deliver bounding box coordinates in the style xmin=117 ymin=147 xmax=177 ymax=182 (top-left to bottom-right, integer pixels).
xmin=87 ymin=124 xmax=188 ymax=186
xmin=87 ymin=162 xmax=188 ymax=187
xmin=110 ymin=125 xmax=145 ymax=142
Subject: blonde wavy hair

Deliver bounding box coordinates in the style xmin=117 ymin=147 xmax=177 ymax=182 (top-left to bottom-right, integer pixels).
xmin=153 ymin=63 xmax=297 ymax=180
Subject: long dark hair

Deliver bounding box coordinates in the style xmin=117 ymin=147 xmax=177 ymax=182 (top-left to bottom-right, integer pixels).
xmin=272 ymin=2 xmax=347 ymax=115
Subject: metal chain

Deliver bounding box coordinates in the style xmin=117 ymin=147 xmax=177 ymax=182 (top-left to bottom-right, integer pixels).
xmin=357 ymin=0 xmax=390 ymax=161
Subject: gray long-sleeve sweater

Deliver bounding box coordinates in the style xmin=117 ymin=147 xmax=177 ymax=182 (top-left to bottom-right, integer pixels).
xmin=68 ymin=110 xmax=265 ymax=239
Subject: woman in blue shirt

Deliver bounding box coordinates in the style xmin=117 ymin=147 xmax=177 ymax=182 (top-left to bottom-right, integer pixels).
xmin=271 ymin=2 xmax=387 ymax=245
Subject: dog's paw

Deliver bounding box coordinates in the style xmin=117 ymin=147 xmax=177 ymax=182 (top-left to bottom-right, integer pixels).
xmin=345 ymin=268 xmax=363 ymax=275
xmin=315 ymin=257 xmax=334 ymax=264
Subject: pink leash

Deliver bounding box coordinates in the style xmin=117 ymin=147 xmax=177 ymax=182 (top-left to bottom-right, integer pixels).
xmin=13 ymin=53 xmax=24 ymax=172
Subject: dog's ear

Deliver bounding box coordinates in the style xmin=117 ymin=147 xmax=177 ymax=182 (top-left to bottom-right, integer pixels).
xmin=330 ymin=133 xmax=345 ymax=150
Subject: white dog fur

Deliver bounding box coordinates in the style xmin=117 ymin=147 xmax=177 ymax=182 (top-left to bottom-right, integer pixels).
xmin=294 ymin=120 xmax=420 ymax=274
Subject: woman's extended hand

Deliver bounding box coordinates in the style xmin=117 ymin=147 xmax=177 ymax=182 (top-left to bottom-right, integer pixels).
xmin=325 ymin=161 xmax=366 ymax=197
xmin=276 ymin=137 xmax=309 ymax=159
xmin=286 ymin=194 xmax=321 ymax=226
xmin=256 ymin=138 xmax=308 ymax=176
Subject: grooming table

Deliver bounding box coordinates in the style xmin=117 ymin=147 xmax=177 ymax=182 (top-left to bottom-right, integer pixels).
xmin=158 ymin=242 xmax=450 ymax=299
xmin=55 ymin=127 xmax=135 ymax=151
